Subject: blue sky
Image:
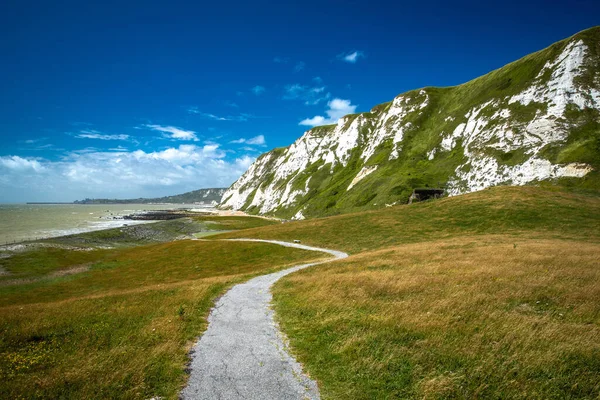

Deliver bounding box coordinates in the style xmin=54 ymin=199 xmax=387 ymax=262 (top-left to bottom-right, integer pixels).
xmin=1 ymin=0 xmax=598 ymax=202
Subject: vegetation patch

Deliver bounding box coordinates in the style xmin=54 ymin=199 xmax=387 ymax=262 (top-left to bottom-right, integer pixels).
xmin=0 ymin=216 xmax=315 ymax=399
xmin=273 ymin=237 xmax=600 ymax=399
xmin=0 ymin=240 xmax=319 ymax=399
xmin=220 ymin=186 xmax=600 ymax=399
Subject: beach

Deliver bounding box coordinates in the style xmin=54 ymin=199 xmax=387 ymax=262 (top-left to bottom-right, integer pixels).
xmin=0 ymin=203 xmax=213 ymax=244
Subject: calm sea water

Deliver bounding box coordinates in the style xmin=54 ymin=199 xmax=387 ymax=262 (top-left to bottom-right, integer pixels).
xmin=0 ymin=203 xmax=202 ymax=244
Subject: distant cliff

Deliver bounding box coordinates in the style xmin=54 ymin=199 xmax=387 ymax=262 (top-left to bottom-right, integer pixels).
xmin=75 ymin=188 xmax=226 ymax=204
xmin=220 ymin=27 xmax=600 ymax=219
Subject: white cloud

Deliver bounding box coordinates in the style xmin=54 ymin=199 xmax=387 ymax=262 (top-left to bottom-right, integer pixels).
xmin=132 ymin=144 xmax=225 ymax=162
xmin=273 ymin=56 xmax=290 ymax=64
xmin=143 ymin=124 xmax=198 ymax=141
xmin=338 ymin=50 xmax=365 ymax=63
xmin=235 ymin=155 xmax=255 ymax=169
xmin=188 ymin=110 xmax=229 ymax=121
xmin=328 ymin=98 xmax=357 ymax=118
xmin=0 ymin=156 xmax=45 ymax=172
xmin=298 ymin=116 xmax=328 ymax=126
xmin=230 ymin=135 xmax=266 ymax=146
xmin=0 ymin=145 xmax=255 ymax=202
xmin=299 ymin=98 xmax=357 ymax=127
xmin=252 ymin=85 xmax=266 ymax=95
xmin=246 ymin=135 xmax=266 ymax=145
xmin=283 ymin=84 xmax=330 ymax=105
xmin=76 ymin=130 xmax=130 ymax=141
xmin=188 ymin=109 xmax=254 ymax=122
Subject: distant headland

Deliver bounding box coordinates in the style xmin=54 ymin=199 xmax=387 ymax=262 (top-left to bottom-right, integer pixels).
xmin=26 ymin=188 xmax=227 ymax=205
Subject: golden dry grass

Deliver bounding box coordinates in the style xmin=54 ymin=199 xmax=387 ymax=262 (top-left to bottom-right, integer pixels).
xmin=274 ymin=236 xmax=600 ymax=399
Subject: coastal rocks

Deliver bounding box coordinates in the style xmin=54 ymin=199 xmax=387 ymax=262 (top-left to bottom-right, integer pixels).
xmin=123 ymin=210 xmax=198 ymax=221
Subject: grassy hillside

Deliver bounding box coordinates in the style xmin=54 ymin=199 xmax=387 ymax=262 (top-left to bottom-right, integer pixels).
xmin=218 ymin=186 xmax=600 ymax=253
xmin=2 ymin=186 xmax=599 ymax=398
xmin=222 ymin=26 xmax=600 ymax=219
xmin=0 ymin=220 xmax=320 ymax=399
xmin=217 ymin=186 xmax=600 ymax=398
xmin=275 ymin=237 xmax=600 ymax=399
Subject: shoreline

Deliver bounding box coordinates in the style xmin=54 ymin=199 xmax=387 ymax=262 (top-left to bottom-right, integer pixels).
xmin=0 ymin=204 xmax=214 ymax=246
xmin=0 ymin=203 xmax=280 ymax=248
xmin=0 ymin=206 xmax=277 ymax=248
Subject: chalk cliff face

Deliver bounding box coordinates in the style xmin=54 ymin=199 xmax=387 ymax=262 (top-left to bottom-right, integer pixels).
xmin=221 ymin=27 xmax=600 ymax=219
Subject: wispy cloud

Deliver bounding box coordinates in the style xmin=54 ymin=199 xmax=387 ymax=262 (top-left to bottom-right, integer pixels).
xmin=294 ymin=61 xmax=306 ymax=72
xmin=143 ymin=124 xmax=198 ymax=141
xmin=230 ymin=134 xmax=266 ymax=146
xmin=273 ymin=56 xmax=290 ymax=64
xmin=188 ymin=109 xmax=229 ymax=121
xmin=251 ymin=85 xmax=266 ymax=95
xmin=337 ymin=50 xmax=365 ymax=64
xmin=283 ymin=84 xmax=330 ymax=105
xmin=75 ymin=130 xmax=130 ymax=141
xmin=188 ymin=108 xmax=255 ymax=122
xmin=30 ymin=144 xmax=56 ymax=151
xmin=23 ymin=137 xmax=48 ymax=144
xmin=299 ymin=98 xmax=357 ymax=127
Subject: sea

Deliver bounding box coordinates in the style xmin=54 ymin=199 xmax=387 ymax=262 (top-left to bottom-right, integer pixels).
xmin=0 ymin=203 xmax=207 ymax=245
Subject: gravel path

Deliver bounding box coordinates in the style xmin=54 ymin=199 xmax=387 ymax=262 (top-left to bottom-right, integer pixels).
xmin=181 ymin=239 xmax=348 ymax=400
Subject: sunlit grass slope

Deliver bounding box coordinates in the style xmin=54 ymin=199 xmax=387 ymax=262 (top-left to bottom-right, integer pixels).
xmin=189 ymin=215 xmax=278 ymax=230
xmin=0 ymin=231 xmax=320 ymax=398
xmin=275 ymin=237 xmax=600 ymax=399
xmin=219 ymin=186 xmax=600 ymax=398
xmin=218 ymin=186 xmax=600 ymax=252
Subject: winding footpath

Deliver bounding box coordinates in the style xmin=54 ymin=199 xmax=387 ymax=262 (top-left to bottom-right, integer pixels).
xmin=181 ymin=239 xmax=348 ymax=400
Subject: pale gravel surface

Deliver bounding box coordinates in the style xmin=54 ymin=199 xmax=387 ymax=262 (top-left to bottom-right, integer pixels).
xmin=181 ymin=239 xmax=348 ymax=400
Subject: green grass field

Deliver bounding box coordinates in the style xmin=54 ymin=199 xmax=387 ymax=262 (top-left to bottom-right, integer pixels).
xmin=218 ymin=186 xmax=600 ymax=399
xmin=218 ymin=186 xmax=600 ymax=252
xmin=0 ymin=222 xmax=319 ymax=399
xmin=2 ymin=187 xmax=599 ymax=398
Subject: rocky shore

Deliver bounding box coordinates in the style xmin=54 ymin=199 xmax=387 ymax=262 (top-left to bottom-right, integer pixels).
xmin=123 ymin=209 xmax=209 ymax=221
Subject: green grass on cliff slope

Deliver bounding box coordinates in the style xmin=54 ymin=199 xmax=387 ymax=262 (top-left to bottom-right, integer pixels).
xmin=218 ymin=186 xmax=600 ymax=253
xmin=236 ymin=26 xmax=600 ymax=219
xmin=220 ymin=186 xmax=600 ymax=399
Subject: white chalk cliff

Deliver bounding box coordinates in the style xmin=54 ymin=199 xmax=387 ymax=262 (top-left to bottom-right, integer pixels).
xmin=221 ymin=27 xmax=600 ymax=218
